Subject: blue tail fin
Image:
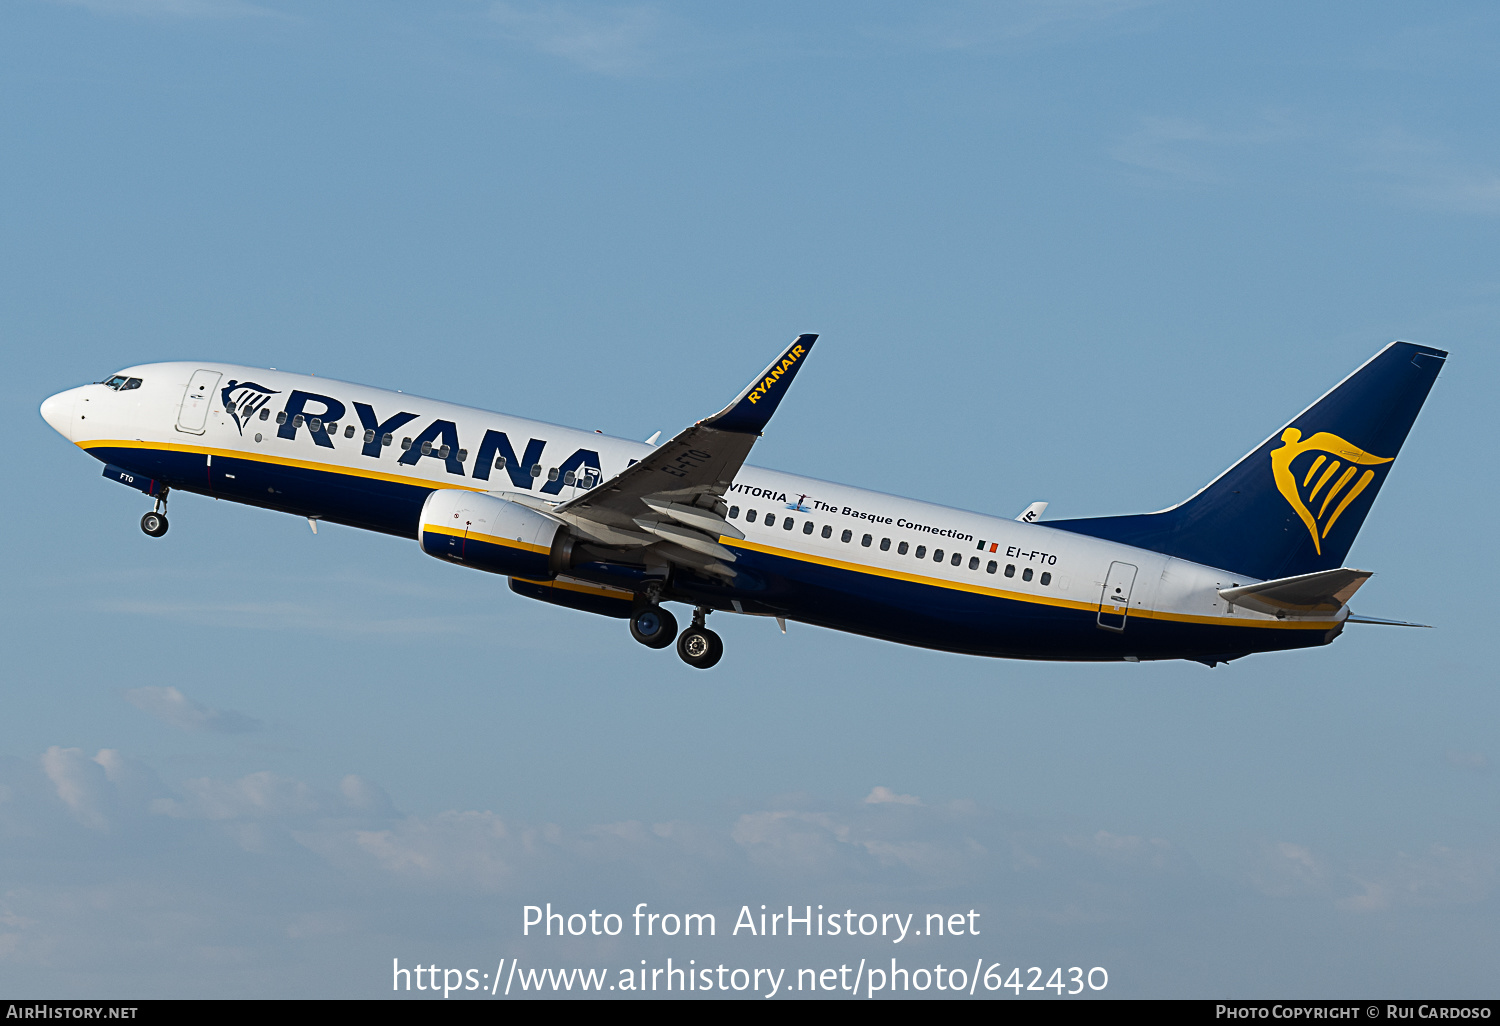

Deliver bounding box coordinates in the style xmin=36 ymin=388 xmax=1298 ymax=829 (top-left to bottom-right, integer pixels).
xmin=1047 ymin=341 xmax=1447 ymax=580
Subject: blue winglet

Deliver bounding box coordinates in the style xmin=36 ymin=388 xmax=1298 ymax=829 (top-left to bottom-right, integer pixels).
xmin=703 ymin=334 xmax=818 ymax=434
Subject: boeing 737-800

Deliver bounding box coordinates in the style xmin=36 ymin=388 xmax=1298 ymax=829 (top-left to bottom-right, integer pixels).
xmin=39 ymin=336 xmax=1443 ymax=669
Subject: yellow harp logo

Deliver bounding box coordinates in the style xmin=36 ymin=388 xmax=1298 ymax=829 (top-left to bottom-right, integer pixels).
xmin=1270 ymin=429 xmax=1393 ymax=555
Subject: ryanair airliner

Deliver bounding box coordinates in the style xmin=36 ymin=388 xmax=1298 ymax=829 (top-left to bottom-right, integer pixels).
xmin=39 ymin=337 xmax=1443 ymax=669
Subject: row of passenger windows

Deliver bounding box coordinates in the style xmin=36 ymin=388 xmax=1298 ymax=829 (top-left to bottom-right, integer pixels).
xmin=727 ymin=506 xmax=1053 ymax=586
xmin=229 ymin=405 xmax=597 ymax=486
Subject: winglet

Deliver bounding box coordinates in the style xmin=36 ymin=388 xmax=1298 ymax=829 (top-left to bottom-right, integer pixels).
xmin=703 ymin=334 xmax=818 ymax=434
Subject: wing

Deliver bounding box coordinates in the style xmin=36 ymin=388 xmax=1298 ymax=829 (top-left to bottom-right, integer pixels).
xmin=551 ymin=334 xmax=818 ymax=579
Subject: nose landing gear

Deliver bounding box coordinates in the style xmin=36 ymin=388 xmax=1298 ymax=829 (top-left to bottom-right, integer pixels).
xmin=140 ymin=488 xmax=170 ymax=538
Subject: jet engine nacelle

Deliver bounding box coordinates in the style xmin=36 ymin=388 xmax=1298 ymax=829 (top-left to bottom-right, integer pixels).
xmin=418 ymin=488 xmax=573 ymax=580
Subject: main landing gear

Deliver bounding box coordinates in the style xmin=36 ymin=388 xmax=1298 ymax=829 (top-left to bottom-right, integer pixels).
xmin=628 ymin=602 xmax=723 ymax=669
xmin=140 ymin=488 xmax=170 ymax=538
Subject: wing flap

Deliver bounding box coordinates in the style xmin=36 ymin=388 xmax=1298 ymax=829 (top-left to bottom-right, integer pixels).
xmin=551 ymin=335 xmax=817 ymax=581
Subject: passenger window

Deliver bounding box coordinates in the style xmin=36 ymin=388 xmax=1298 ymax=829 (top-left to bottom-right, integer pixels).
xmin=347 ymin=425 xmax=357 ymax=438
xmin=840 ymin=530 xmax=852 ymax=543
xmin=439 ymin=445 xmax=451 ymax=459
xmin=293 ymin=414 xmax=305 ymax=428
xmin=861 ymin=534 xmax=872 ymax=547
xmin=381 ymin=433 xmax=392 ymax=446
xmin=952 ymin=553 xmax=962 ymax=566
xmin=729 ymin=506 xmax=740 ymax=519
xmin=803 ymin=521 xmax=813 ymax=534
xmin=309 ymin=417 xmax=322 ymax=432
xmin=277 ymin=412 xmax=288 ymax=425
xmin=821 ymin=525 xmax=832 ymax=539
xmin=563 ymin=471 xmax=575 ymax=485
xmin=934 ymin=549 xmax=944 ymax=562
xmin=547 ymin=467 xmax=559 ymax=481
xmin=915 ymin=545 xmax=926 ymax=559
xmin=1022 ymin=568 xmax=1034 ymax=582
xmin=986 ymin=560 xmax=997 ymax=574
xmin=420 ymin=441 xmax=433 ymax=455
xmin=765 ymin=514 xmax=776 ymax=527
xmin=747 ymin=510 xmax=758 ymax=523
xmin=783 ymin=517 xmax=794 ymax=531
xmin=530 ymin=464 xmax=542 ymax=478
xmin=1004 ymin=564 xmax=1016 ymax=577
xmin=225 ymin=401 xmax=236 ymax=413
xmin=401 ymin=437 xmax=412 ymax=449
xmin=968 ymin=557 xmax=979 ymax=570
xmin=879 ymin=538 xmax=890 ymax=551
xmin=1040 ymin=572 xmax=1052 ymax=586
xmin=494 ymin=455 xmax=505 ymax=467
xmin=260 ymin=409 xmax=270 ymax=421
xmin=457 ymin=449 xmax=468 ymax=462
xmin=898 ymin=541 xmax=908 ymax=555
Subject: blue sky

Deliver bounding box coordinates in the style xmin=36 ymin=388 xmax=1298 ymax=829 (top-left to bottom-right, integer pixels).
xmin=2 ymin=0 xmax=1497 ymax=998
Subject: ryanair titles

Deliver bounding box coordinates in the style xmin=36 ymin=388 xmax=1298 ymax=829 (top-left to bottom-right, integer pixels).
xmin=744 ymin=343 xmax=805 ymax=405
xmin=247 ymin=388 xmax=603 ymax=496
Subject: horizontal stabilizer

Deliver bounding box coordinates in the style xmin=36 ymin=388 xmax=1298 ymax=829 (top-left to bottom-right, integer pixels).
xmin=1219 ymin=567 xmax=1371 ymax=616
xmin=1345 ymin=615 xmax=1432 ymax=628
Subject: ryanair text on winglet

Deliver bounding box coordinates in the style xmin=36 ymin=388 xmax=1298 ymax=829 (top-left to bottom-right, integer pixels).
xmin=745 ymin=344 xmax=806 ymax=405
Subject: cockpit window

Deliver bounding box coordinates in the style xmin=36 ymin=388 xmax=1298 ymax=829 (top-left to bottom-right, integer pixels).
xmin=122 ymin=377 xmax=142 ymax=390
xmin=99 ymin=374 xmax=143 ymax=391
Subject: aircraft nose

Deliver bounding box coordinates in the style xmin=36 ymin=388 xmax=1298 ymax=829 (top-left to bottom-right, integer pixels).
xmin=40 ymin=388 xmax=77 ymax=441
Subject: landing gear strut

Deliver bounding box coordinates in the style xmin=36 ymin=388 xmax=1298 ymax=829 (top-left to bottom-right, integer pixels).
xmin=676 ymin=608 xmax=723 ymax=670
xmin=140 ymin=488 xmax=170 ymax=538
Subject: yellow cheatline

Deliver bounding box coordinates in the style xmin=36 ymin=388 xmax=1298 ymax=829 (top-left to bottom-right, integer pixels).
xmin=722 ymin=539 xmax=1335 ymax=631
xmin=421 ymin=523 xmax=549 ymax=554
xmin=81 ymin=439 xmax=488 ymax=493
xmin=514 ymin=577 xmax=633 ymax=600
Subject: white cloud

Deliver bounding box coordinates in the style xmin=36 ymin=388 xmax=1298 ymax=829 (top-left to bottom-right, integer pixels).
xmin=864 ymin=785 xmax=921 ymax=805
xmin=1250 ymin=840 xmax=1326 ymax=898
xmin=490 ymin=2 xmax=676 ymax=76
xmin=1360 ymin=129 xmax=1500 ymax=216
xmin=123 ymin=686 xmax=262 ymax=734
xmin=39 ymin=748 xmax=112 ymax=831
xmin=3 ymin=745 xmax=1499 ymax=994
xmin=871 ymin=0 xmax=1162 ymax=54
xmin=1110 ymin=113 xmax=1303 ymax=182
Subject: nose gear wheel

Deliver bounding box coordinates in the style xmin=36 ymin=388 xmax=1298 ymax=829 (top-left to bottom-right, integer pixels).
xmin=140 ymin=511 xmax=169 ymax=537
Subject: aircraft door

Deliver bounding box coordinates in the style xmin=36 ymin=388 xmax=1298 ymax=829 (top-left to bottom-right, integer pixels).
xmin=176 ymin=369 xmax=221 ymax=435
xmin=1096 ymin=561 xmax=1138 ymax=632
